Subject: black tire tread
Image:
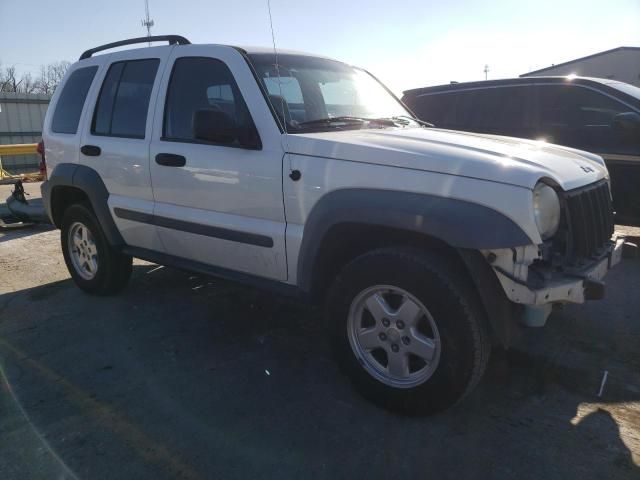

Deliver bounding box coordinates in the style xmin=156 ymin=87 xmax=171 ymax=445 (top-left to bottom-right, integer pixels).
xmin=327 ymin=246 xmax=491 ymax=414
xmin=61 ymin=202 xmax=132 ymax=296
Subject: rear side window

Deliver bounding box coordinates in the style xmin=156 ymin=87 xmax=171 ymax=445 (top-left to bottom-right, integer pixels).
xmin=465 ymin=87 xmax=531 ymax=131
xmin=409 ymin=86 xmax=535 ymax=135
xmin=408 ymin=92 xmax=459 ymax=126
xmin=92 ymin=59 xmax=159 ymax=139
xmin=51 ymin=66 xmax=98 ymax=134
xmin=163 ymin=57 xmax=255 ymax=144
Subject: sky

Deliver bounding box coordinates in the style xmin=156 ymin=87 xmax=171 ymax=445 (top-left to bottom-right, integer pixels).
xmin=1 ymin=0 xmax=639 ymax=95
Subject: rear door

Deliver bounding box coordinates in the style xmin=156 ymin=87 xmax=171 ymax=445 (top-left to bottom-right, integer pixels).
xmin=148 ymin=45 xmax=287 ymax=281
xmin=79 ymin=48 xmax=171 ymax=251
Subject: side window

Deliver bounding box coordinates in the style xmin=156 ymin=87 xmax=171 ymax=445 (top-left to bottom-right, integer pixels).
xmin=409 ymin=93 xmax=459 ymax=127
xmin=572 ymin=87 xmax=631 ymax=126
xmin=163 ymin=57 xmax=256 ymax=145
xmin=536 ymin=85 xmax=630 ymax=127
xmin=467 ymin=87 xmax=531 ymax=133
xmin=51 ymin=66 xmax=98 ymax=134
xmin=535 ymin=85 xmax=634 ymax=150
xmin=536 ymin=85 xmax=575 ymax=127
xmin=92 ymin=59 xmax=159 ymax=139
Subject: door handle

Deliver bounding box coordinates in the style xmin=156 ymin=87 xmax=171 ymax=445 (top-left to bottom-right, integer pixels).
xmin=155 ymin=153 xmax=186 ymax=167
xmin=81 ymin=145 xmax=101 ymax=156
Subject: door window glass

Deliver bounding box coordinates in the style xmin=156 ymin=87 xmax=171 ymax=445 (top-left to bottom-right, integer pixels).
xmin=163 ymin=57 xmax=255 ymax=145
xmin=536 ymin=85 xmax=634 ymax=148
xmin=92 ymin=59 xmax=159 ymax=138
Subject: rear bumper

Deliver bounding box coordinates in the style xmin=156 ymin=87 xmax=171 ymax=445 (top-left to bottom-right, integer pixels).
xmin=493 ymin=236 xmax=625 ymax=306
xmin=40 ymin=180 xmax=54 ymax=224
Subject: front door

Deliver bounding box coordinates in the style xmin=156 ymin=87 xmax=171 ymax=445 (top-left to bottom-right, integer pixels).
xmin=149 ymin=45 xmax=287 ymax=281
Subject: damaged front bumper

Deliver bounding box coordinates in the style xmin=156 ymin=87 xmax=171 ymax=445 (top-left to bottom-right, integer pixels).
xmin=484 ymin=237 xmax=626 ymax=326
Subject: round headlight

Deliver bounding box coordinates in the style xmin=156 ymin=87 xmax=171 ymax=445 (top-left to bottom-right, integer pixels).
xmin=533 ymin=182 xmax=561 ymax=240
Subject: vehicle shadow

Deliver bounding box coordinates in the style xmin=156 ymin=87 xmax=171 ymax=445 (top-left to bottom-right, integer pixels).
xmin=0 ymin=222 xmax=54 ymax=243
xmin=0 ymin=261 xmax=638 ymax=479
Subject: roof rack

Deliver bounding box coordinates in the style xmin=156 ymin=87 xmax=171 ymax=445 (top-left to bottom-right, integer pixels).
xmin=79 ymin=35 xmax=190 ymax=60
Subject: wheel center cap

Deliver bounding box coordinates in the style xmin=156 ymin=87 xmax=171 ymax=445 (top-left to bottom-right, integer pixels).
xmin=387 ymin=328 xmax=401 ymax=343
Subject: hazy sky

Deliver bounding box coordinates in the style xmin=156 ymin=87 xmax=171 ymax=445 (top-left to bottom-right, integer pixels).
xmin=1 ymin=0 xmax=639 ymax=94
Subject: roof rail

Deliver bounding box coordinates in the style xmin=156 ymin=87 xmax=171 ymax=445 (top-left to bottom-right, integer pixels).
xmin=79 ymin=35 xmax=190 ymax=60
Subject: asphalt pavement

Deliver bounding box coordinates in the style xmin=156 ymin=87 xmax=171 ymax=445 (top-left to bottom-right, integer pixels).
xmin=0 ymin=183 xmax=639 ymax=479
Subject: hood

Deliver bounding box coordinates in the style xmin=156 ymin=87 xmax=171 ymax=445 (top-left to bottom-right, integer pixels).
xmin=285 ymin=127 xmax=607 ymax=190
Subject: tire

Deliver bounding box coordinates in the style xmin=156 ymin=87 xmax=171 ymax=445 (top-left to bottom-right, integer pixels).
xmin=326 ymin=247 xmax=490 ymax=415
xmin=61 ymin=203 xmax=132 ymax=295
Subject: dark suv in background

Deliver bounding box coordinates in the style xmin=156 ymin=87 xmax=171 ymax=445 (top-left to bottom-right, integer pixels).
xmin=402 ymin=77 xmax=640 ymax=225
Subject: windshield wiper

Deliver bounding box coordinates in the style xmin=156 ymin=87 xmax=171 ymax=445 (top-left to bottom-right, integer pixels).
xmin=297 ymin=116 xmax=397 ymax=128
xmin=391 ymin=115 xmax=435 ymax=127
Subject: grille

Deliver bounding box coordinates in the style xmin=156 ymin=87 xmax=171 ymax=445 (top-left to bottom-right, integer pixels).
xmin=563 ymin=180 xmax=614 ymax=259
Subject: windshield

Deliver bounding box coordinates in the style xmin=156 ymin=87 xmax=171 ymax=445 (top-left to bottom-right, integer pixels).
xmin=247 ymin=53 xmax=419 ymax=133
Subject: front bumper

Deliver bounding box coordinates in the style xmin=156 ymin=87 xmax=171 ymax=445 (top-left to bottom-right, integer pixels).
xmin=493 ymin=236 xmax=625 ymax=306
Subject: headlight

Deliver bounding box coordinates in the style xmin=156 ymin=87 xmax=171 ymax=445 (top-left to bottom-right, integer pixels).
xmin=533 ymin=182 xmax=561 ymax=240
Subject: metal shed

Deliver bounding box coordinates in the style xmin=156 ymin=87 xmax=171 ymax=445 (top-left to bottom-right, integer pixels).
xmin=0 ymin=92 xmax=50 ymax=174
xmin=521 ymin=46 xmax=640 ymax=87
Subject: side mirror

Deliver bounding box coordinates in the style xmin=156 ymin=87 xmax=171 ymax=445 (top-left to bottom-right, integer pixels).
xmin=612 ymin=112 xmax=640 ymax=134
xmin=193 ymin=109 xmax=237 ymax=144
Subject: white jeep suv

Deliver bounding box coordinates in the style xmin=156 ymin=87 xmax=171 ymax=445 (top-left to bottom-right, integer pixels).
xmin=41 ymin=35 xmax=625 ymax=414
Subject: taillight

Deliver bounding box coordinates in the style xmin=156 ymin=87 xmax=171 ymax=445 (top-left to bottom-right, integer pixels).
xmin=37 ymin=140 xmax=47 ymax=179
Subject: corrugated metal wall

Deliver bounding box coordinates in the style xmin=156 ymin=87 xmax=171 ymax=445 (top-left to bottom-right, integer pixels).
xmin=0 ymin=92 xmax=50 ymax=173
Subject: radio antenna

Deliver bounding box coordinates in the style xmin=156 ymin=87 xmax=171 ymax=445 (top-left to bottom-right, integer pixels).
xmin=141 ymin=0 xmax=155 ymax=46
xmin=266 ymin=0 xmax=289 ymax=147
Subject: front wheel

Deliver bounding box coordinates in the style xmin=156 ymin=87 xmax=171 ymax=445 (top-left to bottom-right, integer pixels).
xmin=326 ymin=247 xmax=490 ymax=415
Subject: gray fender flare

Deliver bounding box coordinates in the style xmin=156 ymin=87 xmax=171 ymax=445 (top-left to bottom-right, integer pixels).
xmin=296 ymin=188 xmax=532 ymax=293
xmin=42 ymin=163 xmax=124 ymax=245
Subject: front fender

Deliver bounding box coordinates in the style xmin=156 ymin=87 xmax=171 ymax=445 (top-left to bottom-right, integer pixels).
xmin=296 ymin=188 xmax=533 ymax=292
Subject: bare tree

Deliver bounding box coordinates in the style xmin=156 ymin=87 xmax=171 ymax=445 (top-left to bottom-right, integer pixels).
xmin=0 ymin=60 xmax=70 ymax=94
xmin=0 ymin=65 xmax=22 ymax=92
xmin=35 ymin=61 xmax=70 ymax=94
xmin=21 ymin=73 xmax=37 ymax=94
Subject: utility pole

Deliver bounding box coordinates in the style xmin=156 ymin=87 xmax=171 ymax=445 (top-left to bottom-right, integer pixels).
xmin=141 ymin=0 xmax=155 ymax=46
xmin=484 ymin=64 xmax=489 ymax=80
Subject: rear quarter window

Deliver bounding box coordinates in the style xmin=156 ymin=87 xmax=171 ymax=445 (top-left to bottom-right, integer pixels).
xmin=51 ymin=66 xmax=98 ymax=134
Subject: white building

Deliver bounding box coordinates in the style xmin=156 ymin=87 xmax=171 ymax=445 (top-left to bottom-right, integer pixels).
xmin=521 ymin=46 xmax=640 ymax=87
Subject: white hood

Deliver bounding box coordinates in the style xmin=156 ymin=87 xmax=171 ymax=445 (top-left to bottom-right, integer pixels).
xmin=286 ymin=127 xmax=607 ymax=191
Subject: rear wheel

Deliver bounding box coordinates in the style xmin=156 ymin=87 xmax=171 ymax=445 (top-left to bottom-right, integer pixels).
xmin=326 ymin=247 xmax=490 ymax=415
xmin=61 ymin=203 xmax=132 ymax=295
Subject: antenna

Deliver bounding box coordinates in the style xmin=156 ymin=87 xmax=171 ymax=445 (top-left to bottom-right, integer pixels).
xmin=267 ymin=0 xmax=288 ymax=144
xmin=141 ymin=0 xmax=155 ymax=46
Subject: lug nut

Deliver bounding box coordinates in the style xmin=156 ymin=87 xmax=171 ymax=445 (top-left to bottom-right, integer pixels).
xmin=396 ymin=320 xmax=405 ymax=329
xmin=391 ymin=344 xmax=399 ymax=353
xmin=402 ymin=336 xmax=411 ymax=345
xmin=382 ymin=318 xmax=390 ymax=327
xmin=379 ymin=332 xmax=387 ymax=341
